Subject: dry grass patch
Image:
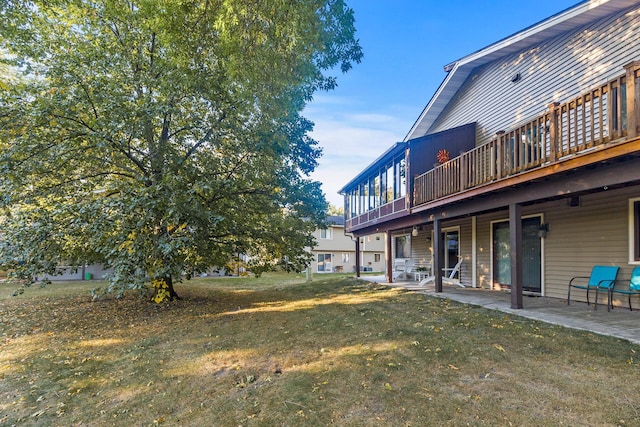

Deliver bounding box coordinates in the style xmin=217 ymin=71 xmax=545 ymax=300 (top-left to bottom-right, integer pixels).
xmin=1 ymin=273 xmax=640 ymax=426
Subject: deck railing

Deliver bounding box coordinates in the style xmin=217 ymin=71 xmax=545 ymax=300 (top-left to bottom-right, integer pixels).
xmin=414 ymin=62 xmax=640 ymax=206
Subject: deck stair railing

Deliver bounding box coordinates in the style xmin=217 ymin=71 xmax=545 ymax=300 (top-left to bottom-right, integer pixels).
xmin=414 ymin=61 xmax=640 ymax=206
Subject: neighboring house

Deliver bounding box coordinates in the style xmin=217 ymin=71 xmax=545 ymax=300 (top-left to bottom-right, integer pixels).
xmin=38 ymin=264 xmax=113 ymax=281
xmin=339 ymin=0 xmax=640 ymax=309
xmin=310 ymin=215 xmax=385 ymax=273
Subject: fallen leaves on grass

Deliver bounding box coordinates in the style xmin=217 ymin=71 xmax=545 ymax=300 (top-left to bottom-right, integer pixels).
xmin=2 ymin=275 xmax=640 ymax=427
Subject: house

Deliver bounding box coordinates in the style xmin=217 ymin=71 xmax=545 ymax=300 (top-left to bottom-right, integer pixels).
xmin=38 ymin=264 xmax=113 ymax=281
xmin=339 ymin=0 xmax=640 ymax=309
xmin=310 ymin=215 xmax=385 ymax=273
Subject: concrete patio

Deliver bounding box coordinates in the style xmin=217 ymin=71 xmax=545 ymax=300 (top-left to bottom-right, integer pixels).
xmin=359 ymin=275 xmax=640 ymax=345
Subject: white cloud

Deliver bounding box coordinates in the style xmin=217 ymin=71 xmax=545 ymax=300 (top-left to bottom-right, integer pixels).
xmin=302 ymin=84 xmax=423 ymax=208
xmin=306 ymin=110 xmax=411 ymax=208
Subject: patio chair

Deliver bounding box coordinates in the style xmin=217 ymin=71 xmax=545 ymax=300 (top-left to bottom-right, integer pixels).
xmin=392 ymin=259 xmax=413 ymax=280
xmin=405 ymin=259 xmax=415 ymax=278
xmin=608 ymin=266 xmax=640 ymax=311
xmin=567 ymin=265 xmax=619 ymax=310
xmin=418 ymin=258 xmax=464 ymax=288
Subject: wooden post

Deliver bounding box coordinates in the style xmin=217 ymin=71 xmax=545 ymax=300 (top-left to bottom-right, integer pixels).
xmin=386 ymin=230 xmax=393 ymax=283
xmin=624 ymin=61 xmax=640 ymax=138
xmin=433 ymin=218 xmax=443 ymax=293
xmin=509 ymin=204 xmax=523 ymax=309
xmin=547 ymin=103 xmax=560 ymax=162
xmin=490 ymin=143 xmax=495 ymax=180
xmin=495 ymin=131 xmax=505 ymax=178
xmin=460 ymin=153 xmax=468 ymax=191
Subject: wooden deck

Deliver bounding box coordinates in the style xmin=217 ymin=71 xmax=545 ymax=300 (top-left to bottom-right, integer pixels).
xmin=413 ymin=61 xmax=640 ymax=208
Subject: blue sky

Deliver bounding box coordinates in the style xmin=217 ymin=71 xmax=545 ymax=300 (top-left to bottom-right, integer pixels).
xmin=304 ymin=0 xmax=580 ymax=207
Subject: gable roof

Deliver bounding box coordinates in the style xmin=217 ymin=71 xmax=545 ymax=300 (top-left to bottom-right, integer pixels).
xmin=404 ymin=0 xmax=638 ymax=141
xmin=327 ymin=215 xmax=345 ymax=226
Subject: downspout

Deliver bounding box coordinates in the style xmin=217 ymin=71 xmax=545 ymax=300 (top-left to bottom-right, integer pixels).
xmin=355 ymin=236 xmax=361 ymax=277
xmin=343 ymin=228 xmax=359 ymax=276
xmin=386 ymin=230 xmax=393 ymax=283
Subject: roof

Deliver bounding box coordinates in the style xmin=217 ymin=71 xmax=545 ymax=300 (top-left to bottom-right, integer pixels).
xmin=327 ymin=215 xmax=345 ymax=226
xmin=404 ymin=0 xmax=638 ymax=141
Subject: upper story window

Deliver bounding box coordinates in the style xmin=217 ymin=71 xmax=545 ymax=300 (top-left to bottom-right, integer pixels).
xmin=320 ymin=228 xmax=333 ymax=239
xmin=396 ymin=158 xmax=406 ymax=198
xmin=386 ymin=164 xmax=394 ymax=202
xmin=345 ymin=154 xmax=407 ymax=219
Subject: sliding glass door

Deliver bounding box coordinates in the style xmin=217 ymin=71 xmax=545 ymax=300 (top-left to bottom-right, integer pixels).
xmin=492 ymin=217 xmax=542 ymax=293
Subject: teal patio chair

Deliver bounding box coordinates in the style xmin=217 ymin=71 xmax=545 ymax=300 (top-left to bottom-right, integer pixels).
xmin=609 ymin=266 xmax=640 ymax=311
xmin=567 ymin=265 xmax=619 ymax=310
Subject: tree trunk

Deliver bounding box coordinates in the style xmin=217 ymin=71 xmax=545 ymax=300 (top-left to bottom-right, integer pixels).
xmin=165 ymin=275 xmax=181 ymax=300
xmin=151 ymin=275 xmax=181 ymax=303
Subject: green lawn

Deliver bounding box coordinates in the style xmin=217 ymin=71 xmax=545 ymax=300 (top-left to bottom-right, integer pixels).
xmin=1 ymin=273 xmax=639 ymax=426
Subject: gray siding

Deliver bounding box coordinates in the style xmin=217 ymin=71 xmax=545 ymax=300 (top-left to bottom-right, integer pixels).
xmin=475 ymin=211 xmax=507 ymax=290
xmin=430 ymin=6 xmax=640 ymax=145
xmin=472 ymin=186 xmax=639 ymax=307
xmin=542 ymin=189 xmax=631 ymax=302
xmin=410 ymin=230 xmax=431 ymax=267
xmin=457 ymin=219 xmax=473 ymax=288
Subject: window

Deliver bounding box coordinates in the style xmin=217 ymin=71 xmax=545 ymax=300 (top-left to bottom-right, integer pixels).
xmin=350 ymin=190 xmax=357 ymax=218
xmin=346 ymin=151 xmax=409 ymax=215
xmin=380 ymin=169 xmax=387 ymax=205
xmin=395 ymin=235 xmax=410 ymax=258
xmin=386 ymin=164 xmax=394 ymax=202
xmin=374 ymin=253 xmax=381 ymax=262
xmin=630 ymin=198 xmax=640 ymax=263
xmin=400 ymin=159 xmax=406 ymax=197
xmin=395 ymin=157 xmax=406 ymax=198
xmin=368 ymin=178 xmax=375 ymax=210
xmin=342 ymin=253 xmax=349 ymax=263
xmin=361 ymin=182 xmax=368 ymax=213
xmin=320 ymin=228 xmax=333 ymax=239
xmin=317 ymin=254 xmax=332 ymax=272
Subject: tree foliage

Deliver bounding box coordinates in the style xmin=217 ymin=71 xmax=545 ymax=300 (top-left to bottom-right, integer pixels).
xmin=0 ymin=0 xmax=362 ymax=299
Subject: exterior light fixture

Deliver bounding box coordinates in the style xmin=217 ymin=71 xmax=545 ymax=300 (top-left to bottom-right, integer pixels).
xmin=568 ymin=196 xmax=580 ymax=207
xmin=412 ymin=226 xmax=419 ymax=237
xmin=538 ymin=223 xmax=549 ymax=238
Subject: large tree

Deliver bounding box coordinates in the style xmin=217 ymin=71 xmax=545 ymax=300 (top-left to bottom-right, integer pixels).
xmin=0 ymin=0 xmax=362 ymax=300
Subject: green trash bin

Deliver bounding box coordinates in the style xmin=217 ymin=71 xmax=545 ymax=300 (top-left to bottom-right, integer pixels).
xmin=84 ymin=272 xmax=93 ymax=280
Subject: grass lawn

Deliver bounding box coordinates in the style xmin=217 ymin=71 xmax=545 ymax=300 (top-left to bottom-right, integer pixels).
xmin=1 ymin=273 xmax=640 ymax=426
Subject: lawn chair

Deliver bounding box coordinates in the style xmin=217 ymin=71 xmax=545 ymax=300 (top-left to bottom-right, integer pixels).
xmin=392 ymin=259 xmax=413 ymax=280
xmin=567 ymin=265 xmax=619 ymax=310
xmin=609 ymin=266 xmax=640 ymax=311
xmin=404 ymin=259 xmax=415 ymax=279
xmin=418 ymin=257 xmax=464 ymax=288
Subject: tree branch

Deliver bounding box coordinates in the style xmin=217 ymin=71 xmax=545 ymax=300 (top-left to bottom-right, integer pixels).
xmin=182 ymin=128 xmax=213 ymax=162
xmin=52 ymin=113 xmax=150 ymax=178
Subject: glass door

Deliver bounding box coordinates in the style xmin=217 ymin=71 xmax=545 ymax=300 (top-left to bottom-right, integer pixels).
xmin=492 ymin=217 xmax=542 ymax=293
xmin=317 ymin=254 xmax=332 ymax=273
xmin=443 ymin=229 xmax=460 ymax=271
xmin=493 ymin=222 xmax=511 ymax=288
xmin=522 ymin=218 xmax=542 ymax=293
